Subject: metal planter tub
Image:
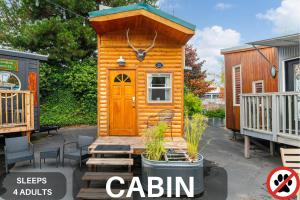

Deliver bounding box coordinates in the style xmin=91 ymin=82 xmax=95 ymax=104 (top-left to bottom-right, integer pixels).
xmin=208 ymin=117 xmax=225 ymax=127
xmin=141 ymin=154 xmax=204 ymax=195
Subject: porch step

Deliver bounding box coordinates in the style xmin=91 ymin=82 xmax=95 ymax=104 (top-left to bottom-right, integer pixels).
xmin=82 ymin=172 xmax=133 ymax=182
xmin=89 ymin=149 xmax=133 ymax=155
xmin=76 ymin=188 xmax=132 ymax=200
xmin=89 ymin=144 xmax=133 ymax=155
xmin=86 ymin=158 xmax=133 ymax=166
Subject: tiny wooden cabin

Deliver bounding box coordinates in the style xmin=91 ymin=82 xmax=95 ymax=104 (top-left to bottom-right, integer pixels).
xmin=222 ymin=33 xmax=300 ymax=157
xmin=88 ymin=3 xmax=195 ymax=137
xmin=222 ymin=45 xmax=278 ymax=131
xmin=0 ymin=48 xmax=47 ymax=136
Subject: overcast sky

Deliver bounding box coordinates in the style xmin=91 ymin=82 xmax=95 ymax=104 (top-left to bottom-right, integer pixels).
xmin=156 ymin=0 xmax=300 ymax=80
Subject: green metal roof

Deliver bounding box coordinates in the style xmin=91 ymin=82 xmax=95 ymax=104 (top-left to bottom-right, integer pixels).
xmin=88 ymin=3 xmax=196 ymax=31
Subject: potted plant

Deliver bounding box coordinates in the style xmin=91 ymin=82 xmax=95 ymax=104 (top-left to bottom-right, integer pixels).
xmin=141 ymin=114 xmax=207 ymax=196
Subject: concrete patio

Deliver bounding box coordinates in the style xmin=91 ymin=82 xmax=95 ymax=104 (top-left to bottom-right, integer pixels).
xmin=0 ymin=126 xmax=281 ymax=200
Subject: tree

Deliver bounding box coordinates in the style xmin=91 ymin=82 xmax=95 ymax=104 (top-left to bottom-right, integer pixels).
xmin=184 ymin=45 xmax=213 ymax=96
xmin=0 ymin=0 xmax=97 ymax=66
xmin=0 ymin=0 xmax=158 ymax=126
xmin=0 ymin=0 xmax=157 ymax=66
xmin=0 ymin=0 xmax=157 ymax=95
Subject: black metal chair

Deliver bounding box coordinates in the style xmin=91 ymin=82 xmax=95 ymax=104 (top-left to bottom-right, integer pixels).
xmin=62 ymin=135 xmax=94 ymax=167
xmin=4 ymin=136 xmax=35 ymax=173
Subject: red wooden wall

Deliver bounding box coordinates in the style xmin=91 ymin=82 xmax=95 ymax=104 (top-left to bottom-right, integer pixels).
xmin=223 ymin=47 xmax=278 ymax=131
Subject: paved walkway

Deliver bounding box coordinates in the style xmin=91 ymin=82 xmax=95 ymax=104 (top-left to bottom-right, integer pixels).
xmin=201 ymin=127 xmax=281 ymax=200
xmin=0 ymin=126 xmax=281 ymax=200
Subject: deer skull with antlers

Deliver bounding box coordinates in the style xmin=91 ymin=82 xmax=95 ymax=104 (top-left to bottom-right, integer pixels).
xmin=126 ymin=28 xmax=157 ymax=62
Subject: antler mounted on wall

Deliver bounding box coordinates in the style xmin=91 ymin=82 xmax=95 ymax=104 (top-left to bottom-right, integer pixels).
xmin=126 ymin=28 xmax=157 ymax=62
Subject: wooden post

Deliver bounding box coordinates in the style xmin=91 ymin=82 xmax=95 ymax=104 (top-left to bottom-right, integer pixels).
xmin=26 ymin=131 xmax=31 ymax=142
xmin=21 ymin=131 xmax=31 ymax=142
xmin=244 ymin=135 xmax=250 ymax=158
xmin=25 ymin=93 xmax=31 ymax=130
xmin=272 ymin=94 xmax=278 ymax=142
xmin=270 ymin=141 xmax=275 ymax=156
xmin=30 ymin=92 xmax=34 ymax=129
xmin=240 ymin=96 xmax=244 ymax=133
xmin=89 ymin=153 xmax=95 ymax=172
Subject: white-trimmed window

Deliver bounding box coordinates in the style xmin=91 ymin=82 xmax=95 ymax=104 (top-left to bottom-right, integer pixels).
xmin=252 ymin=80 xmax=264 ymax=93
xmin=232 ymin=65 xmax=241 ymax=106
xmin=147 ymin=73 xmax=172 ymax=103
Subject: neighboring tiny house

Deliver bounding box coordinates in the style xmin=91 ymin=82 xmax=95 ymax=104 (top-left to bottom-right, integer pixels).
xmin=222 ymin=33 xmax=300 ymax=157
xmin=0 ymin=48 xmax=47 ymax=137
xmin=88 ymin=3 xmax=195 ymax=137
xmin=222 ymin=45 xmax=278 ymax=131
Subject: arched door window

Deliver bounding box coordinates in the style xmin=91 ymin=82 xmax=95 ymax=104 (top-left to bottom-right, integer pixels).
xmin=114 ymin=74 xmax=131 ymax=83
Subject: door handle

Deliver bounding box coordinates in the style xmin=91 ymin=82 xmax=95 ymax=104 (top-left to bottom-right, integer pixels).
xmin=132 ymin=96 xmax=136 ymax=107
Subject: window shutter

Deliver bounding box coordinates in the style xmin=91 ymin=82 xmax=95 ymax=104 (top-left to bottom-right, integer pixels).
xmin=252 ymin=80 xmax=264 ymax=94
xmin=234 ymin=66 xmax=241 ymax=105
xmin=255 ymin=82 xmax=263 ymax=93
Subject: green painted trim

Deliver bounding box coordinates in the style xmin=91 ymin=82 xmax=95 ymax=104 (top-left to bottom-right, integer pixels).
xmin=88 ymin=3 xmax=195 ymax=31
xmin=0 ymin=58 xmax=18 ymax=71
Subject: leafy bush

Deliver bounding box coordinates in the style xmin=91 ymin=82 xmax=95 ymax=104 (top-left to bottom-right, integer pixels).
xmin=184 ymin=91 xmax=203 ymax=117
xmin=204 ymin=108 xmax=225 ymax=119
xmin=40 ymin=63 xmax=65 ymax=97
xmin=40 ymin=90 xmax=96 ymax=126
xmin=40 ymin=59 xmax=97 ymax=126
xmin=64 ymin=59 xmax=97 ymax=112
xmin=144 ymin=122 xmax=168 ymax=161
xmin=185 ymin=114 xmax=207 ymax=160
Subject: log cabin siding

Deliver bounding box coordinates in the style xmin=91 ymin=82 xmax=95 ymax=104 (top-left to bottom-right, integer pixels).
xmin=97 ymin=29 xmax=184 ymax=136
xmin=223 ymin=47 xmax=278 ymax=131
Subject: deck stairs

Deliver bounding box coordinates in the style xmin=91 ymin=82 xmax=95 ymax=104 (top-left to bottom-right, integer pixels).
xmin=76 ymin=145 xmax=134 ymax=200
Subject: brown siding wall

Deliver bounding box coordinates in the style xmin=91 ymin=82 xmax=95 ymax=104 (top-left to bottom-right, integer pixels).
xmin=224 ymin=47 xmax=278 ymax=131
xmin=97 ymin=29 xmax=184 ymax=136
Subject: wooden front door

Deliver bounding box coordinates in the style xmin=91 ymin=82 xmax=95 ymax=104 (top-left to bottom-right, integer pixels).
xmin=109 ymin=70 xmax=136 ymax=135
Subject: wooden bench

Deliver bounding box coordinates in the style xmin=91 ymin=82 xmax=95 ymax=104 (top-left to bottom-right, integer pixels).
xmin=77 ymin=188 xmax=132 ymax=200
xmin=280 ymin=148 xmax=300 ymax=200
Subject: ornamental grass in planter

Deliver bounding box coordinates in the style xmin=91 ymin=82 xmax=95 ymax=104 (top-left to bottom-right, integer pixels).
xmin=142 ymin=114 xmax=207 ymax=196
xmin=144 ymin=122 xmax=168 ymax=161
xmin=185 ymin=113 xmax=207 ymax=160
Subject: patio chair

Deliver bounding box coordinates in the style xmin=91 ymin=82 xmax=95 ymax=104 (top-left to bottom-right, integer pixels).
xmin=4 ymin=136 xmax=35 ymax=173
xmin=147 ymin=109 xmax=175 ymax=139
xmin=280 ymin=148 xmax=300 ymax=200
xmin=62 ymin=135 xmax=94 ymax=167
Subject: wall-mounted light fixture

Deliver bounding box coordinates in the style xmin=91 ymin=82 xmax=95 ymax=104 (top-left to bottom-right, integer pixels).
xmin=271 ymin=65 xmax=277 ymax=78
xmin=117 ymin=56 xmax=125 ymax=66
xmin=117 ymin=56 xmax=126 ymax=67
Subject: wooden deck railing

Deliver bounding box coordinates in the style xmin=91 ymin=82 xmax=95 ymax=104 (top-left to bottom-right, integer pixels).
xmin=0 ymin=90 xmax=34 ymax=133
xmin=241 ymin=92 xmax=300 ymax=146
